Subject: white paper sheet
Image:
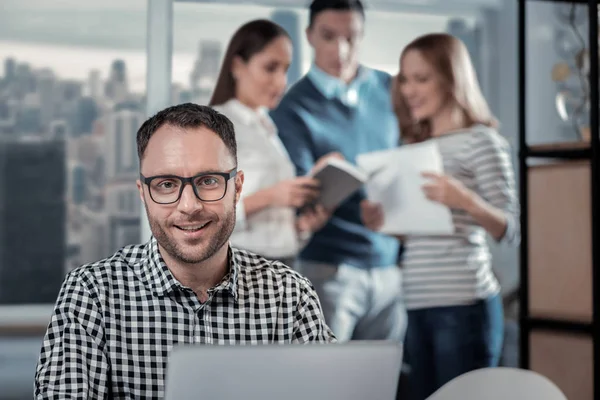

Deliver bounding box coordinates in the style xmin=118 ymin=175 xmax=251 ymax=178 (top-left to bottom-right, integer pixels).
xmin=356 ymin=141 xmax=454 ymax=235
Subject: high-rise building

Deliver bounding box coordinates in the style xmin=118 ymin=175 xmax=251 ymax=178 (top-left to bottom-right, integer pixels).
xmin=70 ymin=134 xmax=103 ymax=172
xmin=0 ymin=96 xmax=16 ymax=134
xmin=105 ymin=59 xmax=129 ymax=103
xmin=104 ymin=109 xmax=142 ymax=182
xmin=59 ymin=80 xmax=83 ymax=103
xmin=110 ymin=59 xmax=127 ymax=83
xmin=106 ymin=182 xmax=140 ymax=253
xmin=54 ymin=80 xmax=84 ymax=137
xmin=271 ymin=9 xmax=303 ymax=86
xmin=80 ymin=216 xmax=108 ymax=265
xmin=4 ymin=58 xmax=16 ymax=82
xmin=0 ymin=59 xmax=15 ymax=92
xmin=14 ymin=63 xmax=35 ymax=99
xmin=16 ymin=93 xmax=42 ymax=134
xmin=0 ymin=98 xmax=9 ymax=120
xmin=0 ymin=136 xmax=66 ymax=304
xmin=103 ymin=108 xmax=142 ymax=251
xmin=67 ymin=162 xmax=87 ymax=205
xmin=88 ymin=69 xmax=103 ymax=100
xmin=74 ymin=97 xmax=99 ymax=136
xmin=190 ymin=41 xmax=221 ymax=85
xmin=190 ymin=41 xmax=222 ymax=105
xmin=36 ymin=68 xmax=56 ymax=128
xmin=172 ymin=83 xmax=184 ymax=106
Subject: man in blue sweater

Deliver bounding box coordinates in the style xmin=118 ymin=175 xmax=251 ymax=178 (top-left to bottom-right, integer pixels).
xmin=271 ymin=0 xmax=406 ymax=342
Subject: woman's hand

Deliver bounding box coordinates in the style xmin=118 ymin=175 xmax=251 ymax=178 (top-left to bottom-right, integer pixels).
xmin=421 ymin=172 xmax=475 ymax=210
xmin=360 ymin=200 xmax=384 ymax=231
xmin=296 ymin=204 xmax=331 ymax=235
xmin=270 ymin=177 xmax=320 ymax=208
xmin=422 ymin=171 xmax=511 ymax=241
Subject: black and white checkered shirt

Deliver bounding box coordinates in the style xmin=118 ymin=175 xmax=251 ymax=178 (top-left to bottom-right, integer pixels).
xmin=35 ymin=238 xmax=335 ymax=399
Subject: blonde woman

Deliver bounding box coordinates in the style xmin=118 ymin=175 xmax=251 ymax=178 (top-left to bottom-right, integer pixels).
xmin=361 ymin=33 xmax=520 ymax=399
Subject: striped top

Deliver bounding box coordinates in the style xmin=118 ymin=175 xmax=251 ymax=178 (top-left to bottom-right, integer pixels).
xmin=402 ymin=125 xmax=520 ymax=310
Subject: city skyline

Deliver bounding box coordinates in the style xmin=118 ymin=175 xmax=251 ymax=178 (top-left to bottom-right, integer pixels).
xmin=0 ymin=2 xmax=453 ymax=91
xmin=0 ymin=38 xmax=222 ymax=304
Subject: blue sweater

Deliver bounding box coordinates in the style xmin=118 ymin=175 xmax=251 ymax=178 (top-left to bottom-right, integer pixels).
xmin=270 ymin=67 xmax=400 ymax=268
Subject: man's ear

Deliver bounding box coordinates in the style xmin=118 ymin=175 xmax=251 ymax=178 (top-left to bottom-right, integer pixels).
xmin=136 ymin=180 xmax=146 ymax=205
xmin=234 ymin=170 xmax=244 ymax=204
xmin=305 ymin=26 xmax=314 ymax=47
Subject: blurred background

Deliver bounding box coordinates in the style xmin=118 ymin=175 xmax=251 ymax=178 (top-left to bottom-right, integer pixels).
xmin=0 ymin=0 xmax=591 ymax=398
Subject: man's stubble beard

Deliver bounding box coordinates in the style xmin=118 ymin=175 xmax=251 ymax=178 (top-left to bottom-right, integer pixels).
xmin=145 ymin=198 xmax=236 ymax=265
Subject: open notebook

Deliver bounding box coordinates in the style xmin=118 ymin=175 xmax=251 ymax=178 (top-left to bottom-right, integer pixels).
xmin=309 ymin=157 xmax=368 ymax=209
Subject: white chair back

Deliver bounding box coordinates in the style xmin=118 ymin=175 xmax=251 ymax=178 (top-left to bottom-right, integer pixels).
xmin=427 ymin=367 xmax=567 ymax=400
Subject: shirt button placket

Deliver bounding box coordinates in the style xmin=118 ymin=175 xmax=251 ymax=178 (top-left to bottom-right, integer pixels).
xmin=194 ymin=293 xmax=213 ymax=344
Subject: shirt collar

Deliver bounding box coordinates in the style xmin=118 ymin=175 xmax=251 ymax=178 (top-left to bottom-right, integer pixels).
xmin=222 ymin=98 xmax=275 ymax=132
xmin=138 ymin=237 xmax=239 ymax=301
xmin=307 ymin=63 xmax=373 ymax=106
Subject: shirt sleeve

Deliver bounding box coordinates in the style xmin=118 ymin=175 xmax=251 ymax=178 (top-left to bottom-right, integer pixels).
xmin=467 ymin=130 xmax=521 ymax=246
xmin=235 ymin=124 xmax=276 ymax=232
xmin=292 ymin=280 xmax=337 ymax=344
xmin=270 ymin=104 xmax=315 ymax=177
xmin=35 ymin=271 xmax=109 ymax=400
xmin=235 ymin=142 xmax=266 ymax=231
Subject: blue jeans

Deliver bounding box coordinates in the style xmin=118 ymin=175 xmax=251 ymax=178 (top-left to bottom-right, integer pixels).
xmin=405 ymin=295 xmax=504 ymax=400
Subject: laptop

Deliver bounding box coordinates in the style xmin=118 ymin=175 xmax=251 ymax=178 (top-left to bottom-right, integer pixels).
xmin=164 ymin=341 xmax=403 ymax=400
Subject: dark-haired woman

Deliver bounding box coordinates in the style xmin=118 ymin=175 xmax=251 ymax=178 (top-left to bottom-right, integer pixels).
xmin=210 ymin=19 xmax=333 ymax=265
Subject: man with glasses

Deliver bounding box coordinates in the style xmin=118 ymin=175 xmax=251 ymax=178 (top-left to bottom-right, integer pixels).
xmin=34 ymin=103 xmax=335 ymax=400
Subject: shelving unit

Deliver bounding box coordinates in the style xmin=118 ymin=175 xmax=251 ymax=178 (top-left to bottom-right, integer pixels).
xmin=518 ymin=0 xmax=599 ymax=399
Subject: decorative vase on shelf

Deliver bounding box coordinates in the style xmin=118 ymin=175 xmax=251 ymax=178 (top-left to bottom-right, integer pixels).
xmin=551 ymin=3 xmax=592 ymax=143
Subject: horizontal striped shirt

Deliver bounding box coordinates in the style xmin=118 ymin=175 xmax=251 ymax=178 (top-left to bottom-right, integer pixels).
xmin=402 ymin=125 xmax=520 ymax=310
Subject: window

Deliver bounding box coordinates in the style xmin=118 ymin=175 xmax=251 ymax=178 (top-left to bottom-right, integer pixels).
xmin=170 ymin=3 xmax=452 ymax=105
xmin=0 ymin=0 xmax=471 ymax=319
xmin=0 ymin=0 xmax=147 ymax=317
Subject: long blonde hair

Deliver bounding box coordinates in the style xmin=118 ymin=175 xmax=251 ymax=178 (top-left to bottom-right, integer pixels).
xmin=393 ymin=33 xmax=497 ymax=144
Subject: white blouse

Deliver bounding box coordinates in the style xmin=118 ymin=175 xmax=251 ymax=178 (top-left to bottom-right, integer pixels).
xmin=212 ymin=99 xmax=299 ymax=259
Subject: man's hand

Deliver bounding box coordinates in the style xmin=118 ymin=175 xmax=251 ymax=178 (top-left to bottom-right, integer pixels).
xmin=360 ymin=199 xmax=384 ymax=231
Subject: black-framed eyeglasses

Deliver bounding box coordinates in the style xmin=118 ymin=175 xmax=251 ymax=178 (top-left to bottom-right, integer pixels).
xmin=140 ymin=168 xmax=237 ymax=205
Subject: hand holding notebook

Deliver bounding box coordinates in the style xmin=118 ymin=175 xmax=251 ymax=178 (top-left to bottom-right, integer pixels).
xmin=309 ymin=156 xmax=368 ymax=210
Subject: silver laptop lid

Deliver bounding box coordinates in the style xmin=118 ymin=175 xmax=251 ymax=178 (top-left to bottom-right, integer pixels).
xmin=165 ymin=341 xmax=402 ymax=400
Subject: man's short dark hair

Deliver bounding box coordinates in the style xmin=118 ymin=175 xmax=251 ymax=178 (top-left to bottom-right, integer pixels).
xmin=308 ymin=0 xmax=365 ymax=27
xmin=136 ymin=103 xmax=237 ymax=164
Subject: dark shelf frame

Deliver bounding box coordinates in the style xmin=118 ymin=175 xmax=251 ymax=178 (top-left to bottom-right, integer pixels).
xmin=518 ymin=0 xmax=599 ymax=398
xmin=522 ymin=147 xmax=591 ymax=159
xmin=524 ymin=0 xmax=588 ymax=3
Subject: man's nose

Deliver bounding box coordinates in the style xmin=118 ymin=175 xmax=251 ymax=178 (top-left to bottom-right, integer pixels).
xmin=335 ymin=38 xmax=350 ymax=61
xmin=177 ymin=184 xmax=203 ymax=213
